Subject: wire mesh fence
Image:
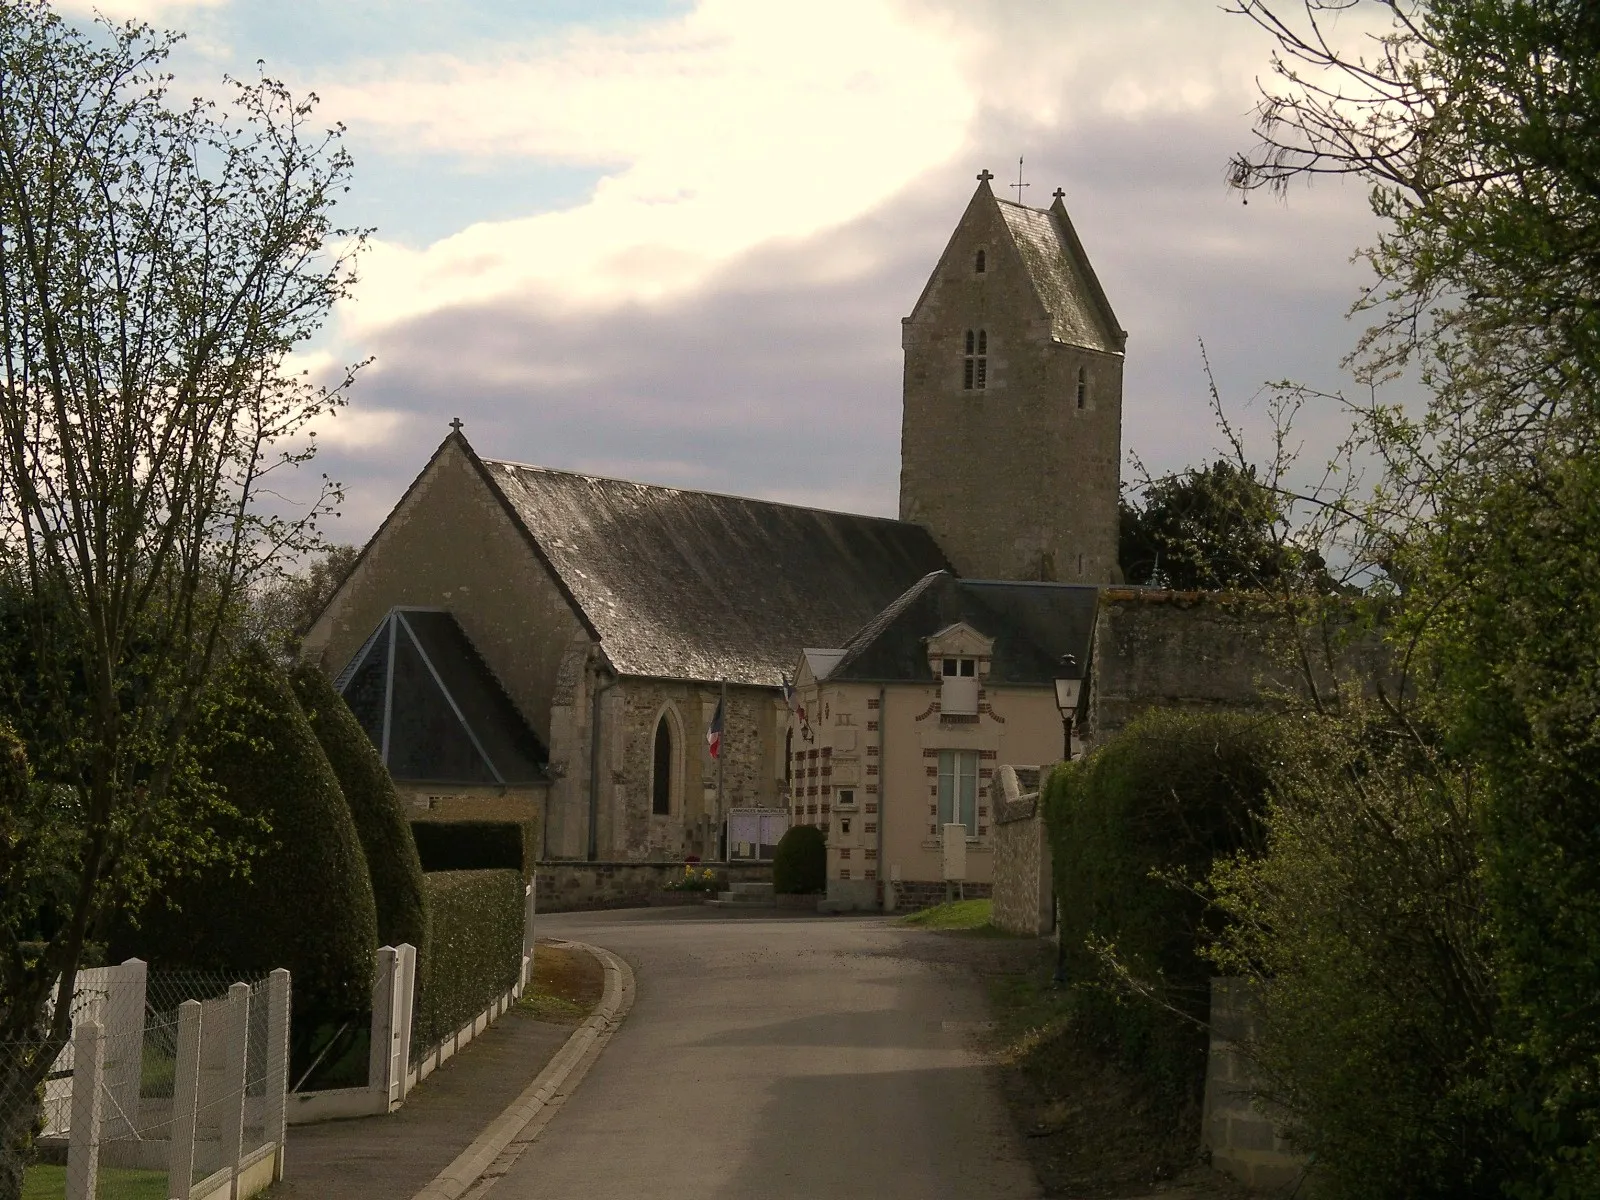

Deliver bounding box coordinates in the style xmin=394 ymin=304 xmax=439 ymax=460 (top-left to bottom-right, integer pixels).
xmin=11 ymin=961 xmax=289 ymax=1200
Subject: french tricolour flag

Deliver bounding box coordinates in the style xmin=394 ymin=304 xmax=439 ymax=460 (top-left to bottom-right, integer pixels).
xmin=706 ymin=698 xmax=724 ymax=759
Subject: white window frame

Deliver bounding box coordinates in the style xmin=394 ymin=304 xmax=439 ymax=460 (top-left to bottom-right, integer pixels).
xmin=937 ymin=750 xmax=979 ymax=836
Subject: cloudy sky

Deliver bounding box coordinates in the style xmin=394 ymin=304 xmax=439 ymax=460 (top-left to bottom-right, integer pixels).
xmin=64 ymin=0 xmax=1390 ymax=542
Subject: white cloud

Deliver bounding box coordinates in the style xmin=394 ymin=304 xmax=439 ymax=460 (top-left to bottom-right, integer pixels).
xmin=52 ymin=0 xmax=225 ymax=20
xmin=315 ymin=0 xmax=973 ymax=334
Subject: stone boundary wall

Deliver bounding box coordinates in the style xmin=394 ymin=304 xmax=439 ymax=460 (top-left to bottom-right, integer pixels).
xmin=536 ymin=860 xmax=772 ymax=911
xmin=1089 ymin=588 xmax=1394 ymax=744
xmin=892 ymin=880 xmax=992 ymax=912
xmin=991 ymin=794 xmax=1053 ymax=935
xmin=1203 ymin=977 xmax=1307 ymax=1192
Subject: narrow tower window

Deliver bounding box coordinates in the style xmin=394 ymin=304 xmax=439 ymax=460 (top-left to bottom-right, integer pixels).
xmin=652 ymin=714 xmax=673 ymax=815
xmin=964 ymin=329 xmax=988 ymax=390
xmin=974 ymin=249 xmax=986 ymax=273
xmin=1076 ymin=366 xmax=1088 ymax=409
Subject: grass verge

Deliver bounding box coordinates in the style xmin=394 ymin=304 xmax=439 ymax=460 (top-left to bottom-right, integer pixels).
xmin=984 ymin=942 xmax=1245 ymax=1198
xmin=899 ymin=898 xmax=1008 ymax=934
xmin=519 ymin=941 xmax=605 ymax=1024
xmin=23 ymin=1165 xmax=167 ymax=1200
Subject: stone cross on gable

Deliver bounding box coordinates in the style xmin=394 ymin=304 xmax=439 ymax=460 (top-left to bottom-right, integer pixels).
xmin=977 ymin=169 xmax=994 ymax=184
xmin=449 ymin=417 xmax=464 ymax=433
xmin=1053 ymin=188 xmax=1065 ymax=202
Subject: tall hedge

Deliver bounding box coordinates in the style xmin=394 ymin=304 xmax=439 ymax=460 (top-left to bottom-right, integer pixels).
xmin=1043 ymin=707 xmax=1276 ymax=1098
xmin=411 ymin=820 xmax=530 ymax=877
xmin=413 ymin=870 xmax=524 ymax=1052
xmin=772 ymin=824 xmax=826 ymax=895
xmin=290 ymin=663 xmax=427 ymax=953
xmin=128 ymin=643 xmax=378 ymax=1019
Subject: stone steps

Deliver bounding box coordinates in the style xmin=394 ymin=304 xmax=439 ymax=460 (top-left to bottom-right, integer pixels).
xmin=707 ymin=881 xmax=775 ymax=907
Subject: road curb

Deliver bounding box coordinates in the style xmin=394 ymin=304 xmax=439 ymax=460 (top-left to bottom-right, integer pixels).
xmin=410 ymin=939 xmax=636 ymax=1200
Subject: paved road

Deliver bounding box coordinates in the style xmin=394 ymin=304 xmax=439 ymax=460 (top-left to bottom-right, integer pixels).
xmin=491 ymin=908 xmax=1039 ymax=1200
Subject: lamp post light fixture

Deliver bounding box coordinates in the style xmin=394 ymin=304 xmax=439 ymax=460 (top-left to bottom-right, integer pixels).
xmin=1054 ymin=653 xmax=1083 ymax=762
xmin=1052 ymin=653 xmax=1084 ymax=987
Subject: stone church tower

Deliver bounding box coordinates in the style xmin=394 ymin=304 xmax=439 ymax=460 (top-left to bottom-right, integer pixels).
xmin=900 ymin=172 xmax=1126 ymax=583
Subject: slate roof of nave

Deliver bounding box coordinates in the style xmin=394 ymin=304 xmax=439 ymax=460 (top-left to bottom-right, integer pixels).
xmin=476 ymin=455 xmax=952 ymax=688
xmin=994 ymin=197 xmax=1123 ymax=355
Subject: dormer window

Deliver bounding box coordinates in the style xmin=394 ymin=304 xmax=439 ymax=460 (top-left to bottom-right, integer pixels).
xmin=974 ymin=249 xmax=986 ymax=273
xmin=1076 ymin=366 xmax=1088 ymax=409
xmin=941 ymin=657 xmax=978 ymax=715
xmin=963 ymin=330 xmax=987 ymax=391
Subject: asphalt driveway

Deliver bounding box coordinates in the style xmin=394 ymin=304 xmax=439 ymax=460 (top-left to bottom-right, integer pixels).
xmin=490 ymin=907 xmax=1039 ymax=1200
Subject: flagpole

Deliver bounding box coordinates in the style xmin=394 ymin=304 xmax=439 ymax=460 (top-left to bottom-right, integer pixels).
xmin=716 ymin=676 xmax=727 ymax=860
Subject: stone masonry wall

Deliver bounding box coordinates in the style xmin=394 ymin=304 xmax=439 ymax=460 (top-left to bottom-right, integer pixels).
xmin=536 ymin=861 xmax=774 ymax=912
xmin=600 ymin=679 xmax=783 ymax=863
xmin=1203 ymin=978 xmax=1308 ymax=1192
xmin=991 ymin=794 xmax=1053 ymax=936
xmin=1088 ymin=589 xmax=1395 ymax=745
xmin=900 ymin=186 xmax=1122 ymax=585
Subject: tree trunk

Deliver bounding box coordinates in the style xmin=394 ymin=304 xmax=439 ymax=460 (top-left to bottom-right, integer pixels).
xmin=0 ymin=1049 xmax=49 ymax=1200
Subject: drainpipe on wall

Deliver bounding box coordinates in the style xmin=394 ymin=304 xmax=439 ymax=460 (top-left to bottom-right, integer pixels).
xmin=588 ymin=667 xmax=619 ymax=862
xmin=877 ymin=683 xmax=889 ymax=912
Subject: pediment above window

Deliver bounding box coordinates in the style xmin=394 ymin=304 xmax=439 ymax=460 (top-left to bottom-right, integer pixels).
xmin=925 ymin=622 xmax=994 ymax=660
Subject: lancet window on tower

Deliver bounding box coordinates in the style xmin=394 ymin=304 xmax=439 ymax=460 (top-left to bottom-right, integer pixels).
xmin=974 ymin=249 xmax=986 ymax=273
xmin=1076 ymin=366 xmax=1088 ymax=409
xmin=963 ymin=329 xmax=987 ymax=390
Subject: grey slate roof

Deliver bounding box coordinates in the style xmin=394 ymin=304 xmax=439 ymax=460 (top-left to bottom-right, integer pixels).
xmin=825 ymin=571 xmax=1098 ymax=685
xmin=475 ymin=454 xmax=951 ymax=687
xmin=995 ymin=196 xmax=1124 ymax=354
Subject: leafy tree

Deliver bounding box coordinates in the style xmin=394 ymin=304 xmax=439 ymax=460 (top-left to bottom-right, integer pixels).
xmin=254 ymin=543 xmax=361 ymax=660
xmin=1120 ymin=460 xmax=1297 ymax=590
xmin=1224 ymin=1 xmax=1600 ymax=1192
xmin=0 ymin=6 xmax=361 ymax=1192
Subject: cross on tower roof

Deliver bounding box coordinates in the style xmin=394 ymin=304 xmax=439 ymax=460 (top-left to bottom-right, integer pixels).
xmin=976 ymin=169 xmax=994 ymax=184
xmin=449 ymin=417 xmax=464 ymax=433
xmin=1053 ymin=187 xmax=1065 ymax=201
xmin=1011 ymin=156 xmax=1029 ymax=203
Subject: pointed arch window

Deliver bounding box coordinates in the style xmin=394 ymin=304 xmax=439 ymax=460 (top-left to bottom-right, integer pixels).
xmin=1076 ymin=366 xmax=1088 ymax=409
xmin=963 ymin=329 xmax=987 ymax=391
xmin=974 ymin=249 xmax=986 ymax=273
xmin=652 ymin=714 xmax=674 ymax=815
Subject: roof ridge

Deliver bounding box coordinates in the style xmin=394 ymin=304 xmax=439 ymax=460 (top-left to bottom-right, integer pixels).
xmin=481 ymin=457 xmax=914 ymax=527
xmin=832 ymin=569 xmax=952 ymax=674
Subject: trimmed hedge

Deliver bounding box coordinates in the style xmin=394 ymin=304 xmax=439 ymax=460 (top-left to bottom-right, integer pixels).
xmin=772 ymin=824 xmax=826 ymax=895
xmin=411 ymin=820 xmax=531 ymax=876
xmin=127 ymin=643 xmax=378 ymax=1019
xmin=413 ymin=869 xmax=524 ymax=1052
xmin=290 ymin=663 xmax=428 ymax=953
xmin=1044 ymin=707 xmax=1276 ymax=1099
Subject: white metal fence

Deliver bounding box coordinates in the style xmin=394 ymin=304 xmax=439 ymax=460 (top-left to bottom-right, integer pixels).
xmin=16 ymin=959 xmax=290 ymax=1200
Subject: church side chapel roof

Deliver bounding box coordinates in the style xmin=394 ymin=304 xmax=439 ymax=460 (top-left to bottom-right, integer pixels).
xmin=994 ymin=197 xmax=1124 ymax=354
xmin=474 ymin=454 xmax=952 ymax=687
xmin=337 ymin=607 xmax=547 ymax=785
xmin=822 ymin=570 xmax=1098 ymax=686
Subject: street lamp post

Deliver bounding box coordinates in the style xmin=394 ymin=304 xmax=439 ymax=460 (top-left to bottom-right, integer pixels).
xmin=1052 ymin=654 xmax=1084 ymax=986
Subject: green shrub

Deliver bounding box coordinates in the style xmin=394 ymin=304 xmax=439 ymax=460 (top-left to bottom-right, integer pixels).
xmin=772 ymin=824 xmax=826 ymax=895
xmin=1205 ymin=708 xmax=1506 ymax=1199
xmin=1044 ymin=707 xmax=1275 ymax=1100
xmin=413 ymin=869 xmax=524 ymax=1051
xmin=290 ymin=663 xmax=427 ymax=953
xmin=410 ymin=820 xmax=531 ymax=876
xmin=126 ymin=643 xmax=378 ymax=1020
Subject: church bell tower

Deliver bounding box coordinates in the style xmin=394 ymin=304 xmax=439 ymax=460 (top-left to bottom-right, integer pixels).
xmin=899 ymin=170 xmax=1126 ymax=583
